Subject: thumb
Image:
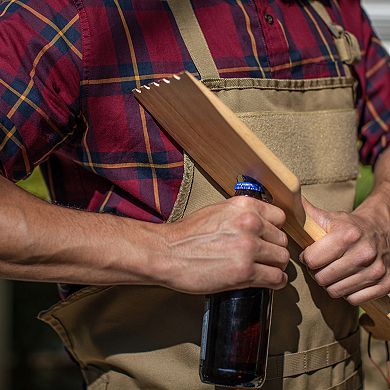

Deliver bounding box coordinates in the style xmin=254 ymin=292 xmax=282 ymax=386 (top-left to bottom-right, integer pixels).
xmin=302 ymin=197 xmax=333 ymax=233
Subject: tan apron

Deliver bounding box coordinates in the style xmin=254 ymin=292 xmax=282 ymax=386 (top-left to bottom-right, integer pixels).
xmin=39 ymin=1 xmax=363 ymax=389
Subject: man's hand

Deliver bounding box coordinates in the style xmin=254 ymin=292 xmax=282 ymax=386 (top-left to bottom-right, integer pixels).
xmin=300 ymin=197 xmax=390 ymax=306
xmin=159 ymin=196 xmax=290 ymax=294
xmin=0 ymin=175 xmax=290 ymax=292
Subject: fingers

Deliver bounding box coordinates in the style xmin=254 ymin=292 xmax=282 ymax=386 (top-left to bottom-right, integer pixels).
xmin=229 ymin=196 xmax=286 ymax=228
xmin=214 ymin=252 xmax=289 ymax=291
xmin=302 ymin=197 xmax=332 ymax=232
xmin=313 ymin=243 xmax=377 ymax=286
xmin=227 ymin=197 xmax=288 ymax=247
xmin=309 ymin=238 xmax=388 ymax=305
xmin=301 ymin=226 xmax=361 ymax=269
xmin=345 ymin=279 xmax=390 ymax=306
xmin=252 ymin=263 xmax=288 ymax=290
xmin=258 ymin=218 xmax=288 ymax=247
xmin=253 ymin=239 xmax=290 ymax=270
xmin=258 ymin=202 xmax=286 ymax=228
xmin=166 ymin=196 xmax=291 ymax=294
xmin=229 ymin=207 xmax=285 ymax=242
xmin=322 ymin=259 xmax=386 ymax=300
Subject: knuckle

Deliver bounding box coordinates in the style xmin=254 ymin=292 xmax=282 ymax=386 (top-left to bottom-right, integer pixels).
xmin=280 ymin=248 xmax=290 ymax=267
xmin=327 ymin=286 xmax=343 ymax=299
xmin=302 ymin=250 xmax=314 ymax=269
xmin=234 ymin=257 xmax=253 ymax=279
xmin=378 ymin=282 xmax=390 ymax=297
xmin=314 ymin=273 xmax=327 ymax=287
xmin=278 ymin=209 xmax=287 ymax=224
xmin=360 ymin=241 xmax=377 ymax=263
xmin=269 ymin=270 xmax=287 ymax=289
xmin=273 ymin=207 xmax=286 ymax=226
xmin=346 ymin=295 xmax=360 ymax=306
xmin=358 ymin=255 xmax=374 ymax=268
xmin=342 ymin=225 xmax=362 ymax=245
xmin=238 ymin=235 xmax=258 ymax=254
xmin=370 ymin=261 xmax=386 ymax=281
xmin=232 ymin=195 xmax=254 ymax=209
xmin=280 ymin=231 xmax=289 ymax=247
xmin=239 ymin=212 xmax=261 ymax=231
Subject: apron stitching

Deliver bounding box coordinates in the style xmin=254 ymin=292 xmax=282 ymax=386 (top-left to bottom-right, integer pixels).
xmin=206 ymin=83 xmax=353 ymax=92
xmin=238 ymin=109 xmax=355 ymax=116
xmin=39 ymin=285 xmax=113 ymax=319
xmin=298 ymin=177 xmax=359 ymax=185
xmin=326 ymin=345 xmax=329 ymax=366
xmin=51 ymin=313 xmax=86 ymax=368
xmin=202 ymin=77 xmax=355 ymax=91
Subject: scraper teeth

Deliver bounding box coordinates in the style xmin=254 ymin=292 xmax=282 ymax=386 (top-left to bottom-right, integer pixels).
xmin=162 ymin=78 xmax=170 ymax=84
xmin=134 ymin=88 xmax=142 ymax=93
xmin=173 ymin=74 xmax=181 ymax=80
xmin=152 ymin=82 xmax=160 ymax=87
xmin=144 ymin=85 xmax=151 ymax=90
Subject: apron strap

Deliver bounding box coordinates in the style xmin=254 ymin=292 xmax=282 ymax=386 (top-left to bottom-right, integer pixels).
xmin=167 ymin=0 xmax=219 ymax=79
xmin=266 ymin=328 xmax=361 ymax=379
xmin=310 ymin=0 xmax=362 ymax=74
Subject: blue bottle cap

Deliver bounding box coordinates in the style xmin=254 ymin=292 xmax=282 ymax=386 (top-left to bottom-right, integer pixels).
xmin=234 ymin=182 xmax=264 ymax=192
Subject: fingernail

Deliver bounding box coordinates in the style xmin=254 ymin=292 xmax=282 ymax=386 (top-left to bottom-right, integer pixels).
xmin=298 ymin=252 xmax=304 ymax=263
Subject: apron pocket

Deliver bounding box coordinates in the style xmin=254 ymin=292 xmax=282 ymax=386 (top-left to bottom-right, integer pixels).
xmin=237 ymin=109 xmax=359 ymax=185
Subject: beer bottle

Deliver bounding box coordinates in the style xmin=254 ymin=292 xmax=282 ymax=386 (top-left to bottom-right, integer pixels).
xmin=199 ymin=181 xmax=274 ymax=388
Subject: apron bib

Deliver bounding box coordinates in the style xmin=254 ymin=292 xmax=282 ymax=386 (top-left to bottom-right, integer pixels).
xmin=39 ymin=1 xmax=363 ymax=389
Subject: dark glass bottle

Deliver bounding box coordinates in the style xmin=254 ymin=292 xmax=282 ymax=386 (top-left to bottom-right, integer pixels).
xmin=199 ymin=181 xmax=274 ymax=388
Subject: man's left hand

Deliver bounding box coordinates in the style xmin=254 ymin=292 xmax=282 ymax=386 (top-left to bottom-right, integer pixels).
xmin=300 ymin=198 xmax=390 ymax=306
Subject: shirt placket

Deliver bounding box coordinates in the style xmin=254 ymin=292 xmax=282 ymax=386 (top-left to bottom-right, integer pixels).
xmin=254 ymin=0 xmax=291 ymax=78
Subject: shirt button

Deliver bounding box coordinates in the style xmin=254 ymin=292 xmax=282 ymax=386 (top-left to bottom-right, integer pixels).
xmin=265 ymin=14 xmax=274 ymax=25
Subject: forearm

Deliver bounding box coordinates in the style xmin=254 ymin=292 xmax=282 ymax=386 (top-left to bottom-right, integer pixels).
xmin=0 ymin=176 xmax=166 ymax=285
xmin=0 ymin=176 xmax=290 ymax=294
xmin=353 ymin=147 xmax=390 ymax=228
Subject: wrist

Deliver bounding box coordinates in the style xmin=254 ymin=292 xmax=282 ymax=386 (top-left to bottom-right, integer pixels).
xmin=117 ymin=218 xmax=172 ymax=286
xmin=353 ymin=181 xmax=390 ymax=231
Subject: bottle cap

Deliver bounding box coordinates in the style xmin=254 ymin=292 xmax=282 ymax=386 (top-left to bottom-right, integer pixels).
xmin=234 ymin=182 xmax=264 ymax=192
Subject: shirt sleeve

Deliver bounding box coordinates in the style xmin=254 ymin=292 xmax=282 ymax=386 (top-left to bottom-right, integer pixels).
xmin=0 ymin=0 xmax=82 ymax=181
xmin=355 ymin=8 xmax=390 ymax=166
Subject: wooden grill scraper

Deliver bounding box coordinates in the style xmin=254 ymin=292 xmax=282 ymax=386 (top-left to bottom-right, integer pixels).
xmin=133 ymin=71 xmax=390 ymax=340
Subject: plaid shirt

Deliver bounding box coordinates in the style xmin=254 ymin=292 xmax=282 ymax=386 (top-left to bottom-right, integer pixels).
xmin=0 ymin=0 xmax=389 ymax=223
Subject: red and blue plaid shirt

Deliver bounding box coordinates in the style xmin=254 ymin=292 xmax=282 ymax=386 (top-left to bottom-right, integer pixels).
xmin=0 ymin=0 xmax=389 ymax=223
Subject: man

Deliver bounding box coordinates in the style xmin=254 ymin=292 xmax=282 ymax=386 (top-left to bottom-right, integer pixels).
xmin=0 ymin=0 xmax=389 ymax=388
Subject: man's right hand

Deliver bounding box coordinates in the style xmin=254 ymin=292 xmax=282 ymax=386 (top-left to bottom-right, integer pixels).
xmin=0 ymin=176 xmax=289 ymax=291
xmin=158 ymin=196 xmax=290 ymax=294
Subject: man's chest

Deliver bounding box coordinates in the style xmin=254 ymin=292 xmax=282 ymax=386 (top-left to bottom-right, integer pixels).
xmin=74 ymin=0 xmax=347 ymax=163
xmin=63 ymin=0 xmax=350 ymax=219
xmin=80 ymin=0 xmax=345 ymax=84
